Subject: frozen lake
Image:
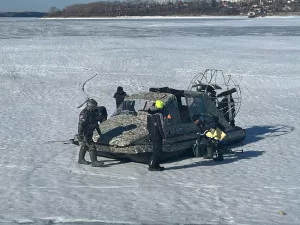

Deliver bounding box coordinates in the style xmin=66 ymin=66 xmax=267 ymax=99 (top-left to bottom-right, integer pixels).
xmin=0 ymin=16 xmax=300 ymax=225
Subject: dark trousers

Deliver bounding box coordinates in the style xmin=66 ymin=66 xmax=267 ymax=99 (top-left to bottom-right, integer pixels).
xmin=149 ymin=139 xmax=163 ymax=167
xmin=196 ymin=134 xmax=208 ymax=157
xmin=81 ymin=135 xmax=96 ymax=152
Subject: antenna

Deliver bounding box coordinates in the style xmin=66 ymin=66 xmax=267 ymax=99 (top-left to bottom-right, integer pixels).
xmin=77 ymin=73 xmax=98 ymax=108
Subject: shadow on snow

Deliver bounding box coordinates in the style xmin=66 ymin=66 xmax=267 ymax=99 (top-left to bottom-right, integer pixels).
xmin=243 ymin=124 xmax=295 ymax=145
xmin=102 ymin=124 xmax=137 ymax=141
xmin=165 ymin=150 xmax=264 ymax=170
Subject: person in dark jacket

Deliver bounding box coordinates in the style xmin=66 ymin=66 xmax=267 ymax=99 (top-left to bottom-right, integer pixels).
xmin=77 ymin=99 xmax=104 ymax=167
xmin=114 ymin=86 xmax=127 ymax=109
xmin=97 ymin=106 xmax=108 ymax=123
xmin=194 ymin=114 xmax=225 ymax=133
xmin=193 ymin=114 xmax=225 ymax=161
xmin=147 ymin=100 xmax=166 ymax=171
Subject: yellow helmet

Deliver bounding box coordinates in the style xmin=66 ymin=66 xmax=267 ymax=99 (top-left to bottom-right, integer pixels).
xmin=155 ymin=100 xmax=164 ymax=109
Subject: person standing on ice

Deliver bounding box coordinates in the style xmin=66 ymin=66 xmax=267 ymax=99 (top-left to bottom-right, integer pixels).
xmin=77 ymin=99 xmax=104 ymax=167
xmin=147 ymin=100 xmax=166 ymax=171
xmin=113 ymin=86 xmax=127 ymax=109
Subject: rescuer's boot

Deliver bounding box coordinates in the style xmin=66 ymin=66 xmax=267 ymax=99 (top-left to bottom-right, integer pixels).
xmin=78 ymin=146 xmax=91 ymax=165
xmin=214 ymin=149 xmax=224 ymax=162
xmin=89 ymin=150 xmax=104 ymax=167
xmin=203 ymin=146 xmax=214 ymax=159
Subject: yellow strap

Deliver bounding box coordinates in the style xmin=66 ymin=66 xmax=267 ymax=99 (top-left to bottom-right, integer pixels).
xmin=205 ymin=128 xmax=226 ymax=141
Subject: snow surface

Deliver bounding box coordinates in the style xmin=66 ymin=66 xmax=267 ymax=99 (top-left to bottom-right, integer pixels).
xmin=0 ymin=16 xmax=300 ymax=225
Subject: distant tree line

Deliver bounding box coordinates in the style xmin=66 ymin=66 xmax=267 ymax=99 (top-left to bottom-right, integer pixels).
xmin=47 ymin=1 xmax=245 ymax=17
xmin=47 ymin=0 xmax=300 ymax=18
xmin=0 ymin=12 xmax=48 ymax=17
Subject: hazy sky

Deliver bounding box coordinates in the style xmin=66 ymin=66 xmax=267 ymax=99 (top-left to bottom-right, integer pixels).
xmin=0 ymin=0 xmax=99 ymax=12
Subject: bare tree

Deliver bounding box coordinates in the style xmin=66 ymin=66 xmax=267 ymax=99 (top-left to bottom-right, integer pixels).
xmin=49 ymin=6 xmax=60 ymax=16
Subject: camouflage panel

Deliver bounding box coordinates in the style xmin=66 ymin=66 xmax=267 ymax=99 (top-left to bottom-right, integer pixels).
xmin=95 ymin=140 xmax=197 ymax=154
xmin=126 ymin=92 xmax=174 ymax=103
xmin=165 ymin=122 xmax=198 ymax=140
xmin=93 ymin=118 xmax=198 ymax=154
xmin=96 ymin=144 xmax=149 ymax=154
xmin=222 ymin=128 xmax=246 ymax=143
xmin=93 ymin=92 xmax=178 ymax=145
xmin=93 ymin=111 xmax=148 ymax=147
xmin=202 ymin=94 xmax=233 ymax=131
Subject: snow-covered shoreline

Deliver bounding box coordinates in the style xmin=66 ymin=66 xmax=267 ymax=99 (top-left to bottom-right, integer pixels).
xmin=40 ymin=14 xmax=300 ymax=20
xmin=41 ymin=15 xmax=243 ymax=20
